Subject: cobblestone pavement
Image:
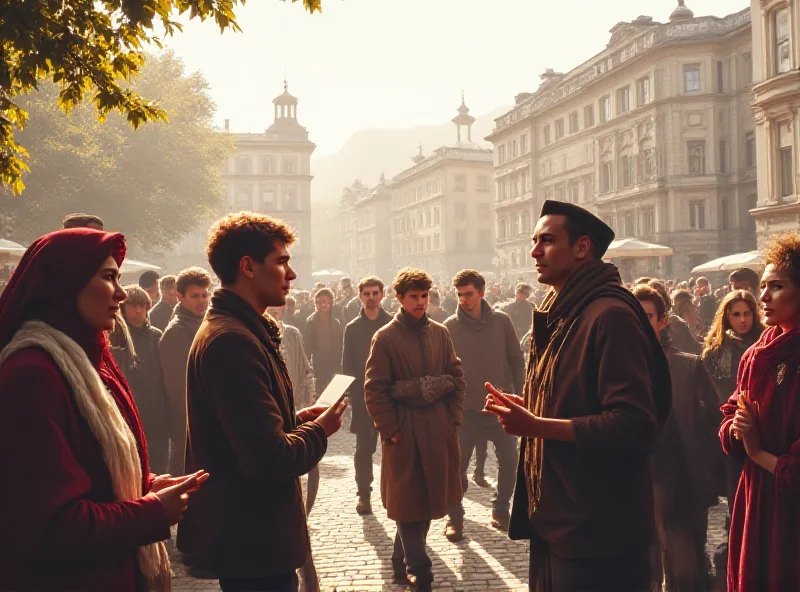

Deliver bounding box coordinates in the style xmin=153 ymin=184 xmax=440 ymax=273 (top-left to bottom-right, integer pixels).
xmin=172 ymin=428 xmax=729 ymax=591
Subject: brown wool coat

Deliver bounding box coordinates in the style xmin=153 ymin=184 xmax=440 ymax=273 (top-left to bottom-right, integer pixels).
xmin=510 ymin=297 xmax=660 ymax=560
xmin=364 ymin=311 xmax=466 ymax=523
xmin=177 ymin=293 xmax=327 ymax=578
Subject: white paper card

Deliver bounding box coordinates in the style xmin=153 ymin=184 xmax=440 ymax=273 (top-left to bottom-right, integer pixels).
xmin=315 ymin=374 xmax=356 ymax=407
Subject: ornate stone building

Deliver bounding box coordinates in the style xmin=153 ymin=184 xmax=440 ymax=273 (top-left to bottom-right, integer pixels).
xmin=750 ymin=0 xmax=800 ymax=245
xmin=389 ymin=98 xmax=495 ymax=283
xmin=338 ymin=179 xmax=370 ymax=277
xmin=488 ymin=3 xmax=757 ymax=280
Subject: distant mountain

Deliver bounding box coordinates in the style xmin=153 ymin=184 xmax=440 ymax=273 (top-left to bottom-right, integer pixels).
xmin=310 ymin=105 xmax=510 ymax=201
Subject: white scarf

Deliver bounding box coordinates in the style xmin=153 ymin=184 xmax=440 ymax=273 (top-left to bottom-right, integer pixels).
xmin=0 ymin=320 xmax=170 ymax=590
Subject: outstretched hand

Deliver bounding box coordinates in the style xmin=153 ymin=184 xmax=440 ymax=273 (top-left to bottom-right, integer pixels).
xmin=154 ymin=470 xmax=209 ymax=526
xmin=482 ymin=382 xmax=539 ymax=437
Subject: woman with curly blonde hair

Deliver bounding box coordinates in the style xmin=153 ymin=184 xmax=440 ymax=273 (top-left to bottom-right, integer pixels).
xmin=721 ymin=233 xmax=800 ymax=591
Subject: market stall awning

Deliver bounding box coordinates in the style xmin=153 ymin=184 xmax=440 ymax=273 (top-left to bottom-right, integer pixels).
xmin=605 ymin=238 xmax=673 ymax=258
xmin=691 ymin=251 xmax=762 ymax=273
xmin=119 ymin=258 xmax=162 ymax=275
xmin=0 ymin=239 xmax=26 ymax=264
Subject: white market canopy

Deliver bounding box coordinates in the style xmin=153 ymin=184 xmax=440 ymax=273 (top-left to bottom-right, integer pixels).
xmin=311 ymin=269 xmax=347 ymax=279
xmin=119 ymin=258 xmax=162 ymax=275
xmin=0 ymin=239 xmax=26 ymax=264
xmin=605 ymin=238 xmax=673 ymax=258
xmin=691 ymin=251 xmax=763 ymax=274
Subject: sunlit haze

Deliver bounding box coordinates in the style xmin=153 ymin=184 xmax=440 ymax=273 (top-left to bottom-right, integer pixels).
xmin=164 ymin=0 xmax=745 ymax=156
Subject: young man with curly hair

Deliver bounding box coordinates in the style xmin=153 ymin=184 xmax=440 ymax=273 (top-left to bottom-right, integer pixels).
xmin=177 ymin=212 xmax=345 ymax=592
xmin=365 ymin=268 xmax=465 ymax=592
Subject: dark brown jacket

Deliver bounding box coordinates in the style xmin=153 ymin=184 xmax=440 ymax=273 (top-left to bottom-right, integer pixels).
xmin=303 ymin=311 xmax=343 ymax=394
xmin=177 ymin=289 xmax=327 ymax=578
xmin=510 ymin=297 xmax=660 ymax=560
xmin=365 ymin=311 xmax=465 ymax=523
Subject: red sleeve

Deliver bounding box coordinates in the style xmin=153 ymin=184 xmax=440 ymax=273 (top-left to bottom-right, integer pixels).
xmin=0 ymin=351 xmax=170 ymax=558
xmin=775 ymin=440 xmax=800 ymax=498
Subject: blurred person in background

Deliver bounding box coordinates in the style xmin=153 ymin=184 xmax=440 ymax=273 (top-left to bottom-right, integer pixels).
xmin=633 ymin=285 xmax=720 ymax=592
xmin=138 ymin=271 xmax=160 ymax=308
xmin=0 ymin=229 xmax=206 ymax=590
xmin=648 ymin=280 xmax=702 ymax=355
xmin=118 ymin=285 xmax=170 ymax=474
xmin=303 ymin=288 xmax=343 ymax=396
xmin=159 ymin=266 xmax=212 ymax=476
xmin=694 ymin=277 xmax=718 ymax=332
xmin=62 ymin=213 xmax=104 ymax=230
xmin=728 ymin=267 xmax=760 ymax=297
xmin=504 ymin=282 xmax=535 ymax=339
xmin=149 ymin=275 xmax=178 ymax=332
xmin=426 ymin=288 xmax=449 ymax=323
xmin=721 ymin=233 xmax=800 ymax=592
xmin=341 ymin=277 xmax=393 ymax=515
xmin=673 ymin=289 xmax=704 ymax=345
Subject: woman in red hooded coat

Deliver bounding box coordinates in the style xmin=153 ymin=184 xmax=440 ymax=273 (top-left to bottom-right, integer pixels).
xmin=721 ymin=232 xmax=800 ymax=592
xmin=0 ymin=229 xmax=207 ymax=591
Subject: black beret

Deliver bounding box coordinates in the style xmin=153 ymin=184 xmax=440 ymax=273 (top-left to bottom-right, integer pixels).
xmin=540 ymin=200 xmax=616 ymax=256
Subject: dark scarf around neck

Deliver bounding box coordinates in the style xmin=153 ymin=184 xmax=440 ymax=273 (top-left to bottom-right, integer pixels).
xmin=523 ymin=260 xmax=671 ymax=518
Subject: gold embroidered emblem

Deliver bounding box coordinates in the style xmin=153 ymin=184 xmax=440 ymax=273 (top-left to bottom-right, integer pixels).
xmin=777 ymin=362 xmax=787 ymax=386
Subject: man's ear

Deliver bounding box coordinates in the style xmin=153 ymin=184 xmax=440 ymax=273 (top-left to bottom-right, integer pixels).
xmin=240 ymin=256 xmax=255 ymax=278
xmin=575 ymin=235 xmax=593 ymax=260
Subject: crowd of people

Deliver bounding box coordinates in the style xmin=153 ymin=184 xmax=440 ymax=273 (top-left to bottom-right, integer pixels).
xmin=0 ymin=204 xmax=798 ymax=592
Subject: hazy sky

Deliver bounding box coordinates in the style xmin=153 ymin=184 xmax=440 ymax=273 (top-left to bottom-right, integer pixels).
xmin=163 ymin=0 xmax=748 ymax=156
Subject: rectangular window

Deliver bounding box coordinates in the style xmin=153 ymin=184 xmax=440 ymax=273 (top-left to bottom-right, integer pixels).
xmin=716 ymin=60 xmax=725 ymax=93
xmin=582 ymin=175 xmax=594 ymax=202
xmin=779 ymin=121 xmax=794 ymax=197
xmin=282 ymin=185 xmax=297 ymax=210
xmin=511 ymin=140 xmax=517 ymax=159
xmin=637 ymin=77 xmax=651 ymax=106
xmin=776 ymin=8 xmax=791 ymax=74
xmin=434 ymin=234 xmax=440 ymax=249
xmin=601 ymin=162 xmax=613 ymax=192
xmin=425 ymin=210 xmax=431 ymax=226
xmin=455 ymin=229 xmax=467 ymax=248
xmin=621 ymin=155 xmax=634 ymax=188
xmin=745 ymin=132 xmax=756 ymax=168
xmin=259 ymin=184 xmax=275 ymax=210
xmin=543 ymin=125 xmax=551 ymax=146
xmin=687 ymin=140 xmax=706 ymax=175
xmin=623 ymin=212 xmax=635 ymax=237
xmin=555 ymin=119 xmax=565 ymax=141
xmin=721 ymin=197 xmax=730 ymax=231
xmin=235 ymin=184 xmax=253 ymax=207
xmin=569 ymin=181 xmax=580 ymax=204
xmin=478 ymin=229 xmax=491 ymax=249
xmin=719 ymin=140 xmax=727 ymax=174
xmin=584 ymin=104 xmax=595 ymax=128
xmin=742 ymin=52 xmax=753 ymax=84
xmin=454 ymin=174 xmax=467 ymax=192
xmin=426 ymin=236 xmax=432 ymax=252
xmin=616 ymin=86 xmax=630 ymax=115
xmin=642 ymin=208 xmax=655 ymax=235
xmin=684 ymin=64 xmax=701 ymax=92
xmin=259 ymin=156 xmax=275 ymax=175
xmin=478 ymin=203 xmax=491 ymax=218
xmin=498 ymin=145 xmax=506 ymax=163
xmin=282 ymin=157 xmax=296 ymax=174
xmin=689 ymin=200 xmax=706 ymax=229
xmin=235 ymin=156 xmax=252 ymax=175
xmin=434 ymin=207 xmax=440 ymax=224
xmin=477 ymin=176 xmax=490 ymax=192
xmin=599 ymin=96 xmax=611 ymax=122
xmin=455 ymin=202 xmax=467 ymax=220
xmin=554 ymin=183 xmax=565 ymax=202
xmin=569 ymin=111 xmax=579 ymax=134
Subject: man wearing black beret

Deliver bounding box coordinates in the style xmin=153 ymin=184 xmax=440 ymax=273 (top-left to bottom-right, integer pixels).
xmin=484 ymin=200 xmax=672 ymax=591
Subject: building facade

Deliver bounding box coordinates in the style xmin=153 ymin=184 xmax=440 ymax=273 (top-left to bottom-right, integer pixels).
xmin=750 ymin=0 xmax=800 ymax=245
xmin=389 ymin=100 xmax=495 ymax=283
xmin=488 ymin=3 xmax=757 ymax=281
xmin=353 ymin=174 xmax=393 ymax=281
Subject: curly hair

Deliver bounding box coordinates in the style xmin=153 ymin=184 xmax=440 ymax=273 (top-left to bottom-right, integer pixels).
xmin=703 ymin=289 xmax=764 ymax=354
xmin=176 ymin=266 xmax=212 ymax=295
xmin=393 ymin=268 xmax=432 ymax=296
xmin=206 ymin=211 xmax=296 ymax=286
xmin=763 ymin=232 xmax=800 ymax=287
xmin=631 ymin=285 xmax=666 ymax=319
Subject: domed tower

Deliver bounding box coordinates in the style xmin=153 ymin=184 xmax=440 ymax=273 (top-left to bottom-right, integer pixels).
xmin=452 ymin=91 xmax=476 ymax=145
xmin=271 ymin=78 xmax=301 ymax=129
xmin=669 ymin=0 xmax=694 ymax=23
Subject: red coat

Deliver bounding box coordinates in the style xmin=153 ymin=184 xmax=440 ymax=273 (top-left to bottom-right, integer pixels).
xmin=0 ymin=349 xmax=170 ymax=591
xmin=720 ymin=326 xmax=800 ymax=592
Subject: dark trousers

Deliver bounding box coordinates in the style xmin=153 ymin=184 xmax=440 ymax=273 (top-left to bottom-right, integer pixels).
xmin=653 ymin=510 xmax=710 ymax=592
xmin=391 ymin=520 xmax=432 ymax=585
xmin=532 ymin=549 xmax=652 ymax=592
xmin=474 ymin=438 xmax=488 ymax=476
xmin=449 ymin=411 xmax=518 ymax=521
xmin=354 ymin=429 xmax=378 ymax=497
xmin=219 ymin=573 xmax=298 ymax=592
